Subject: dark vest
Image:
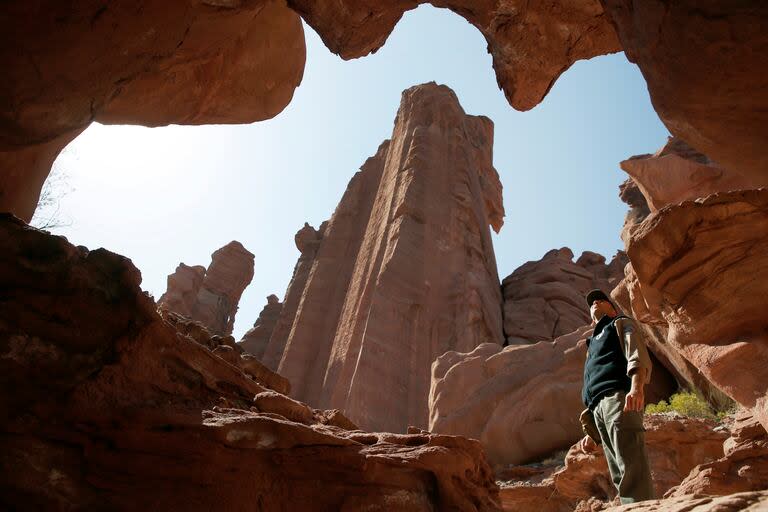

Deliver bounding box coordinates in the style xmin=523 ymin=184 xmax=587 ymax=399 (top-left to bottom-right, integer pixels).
xmin=582 ymin=314 xmax=632 ymax=410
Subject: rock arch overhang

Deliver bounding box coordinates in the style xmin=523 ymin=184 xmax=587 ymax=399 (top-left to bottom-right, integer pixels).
xmin=2 ymin=0 xmax=767 ymax=221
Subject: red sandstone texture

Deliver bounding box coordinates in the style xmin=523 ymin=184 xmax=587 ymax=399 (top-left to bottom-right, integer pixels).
xmin=0 ymin=0 xmax=306 ymax=222
xmin=501 ymin=248 xmax=627 ymax=344
xmin=620 ymin=189 xmax=768 ymax=432
xmin=159 ymin=241 xmax=254 ymax=336
xmin=613 ymin=168 xmax=733 ymax=411
xmin=498 ymin=414 xmax=728 ymax=511
xmin=667 ymin=409 xmax=768 ymax=498
xmin=602 ymin=491 xmax=768 ymax=512
xmin=264 ymin=83 xmax=505 ymax=433
xmin=238 ymin=294 xmax=283 ymax=359
xmin=430 ymin=326 xmax=674 ymax=469
xmin=0 ymin=214 xmax=501 ymax=511
xmin=601 ymin=2 xmax=768 ymax=184
xmin=288 ymin=0 xmax=620 ymax=111
xmin=620 ymin=137 xmax=758 ymax=212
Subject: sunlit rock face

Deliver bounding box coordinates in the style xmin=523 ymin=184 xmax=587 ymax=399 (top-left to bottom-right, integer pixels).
xmin=613 ymin=139 xmax=759 ymax=412
xmin=620 ymin=137 xmax=759 ymax=213
xmin=501 ymin=248 xmax=627 ymax=345
xmin=288 ymin=0 xmax=620 ymax=111
xmin=0 ymin=214 xmax=502 ymax=512
xmin=621 ymin=189 xmax=768 ymax=432
xmin=429 ymin=326 xmax=675 ymax=469
xmin=601 ymin=1 xmax=768 ymax=185
xmin=238 ymin=294 xmax=283 ymax=359
xmin=265 ymin=83 xmax=505 ymax=432
xmin=0 ymin=0 xmax=306 ymax=221
xmin=159 ymin=241 xmax=254 ymax=336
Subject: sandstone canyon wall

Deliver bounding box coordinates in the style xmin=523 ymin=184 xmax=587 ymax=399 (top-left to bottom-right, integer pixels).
xmin=159 ymin=241 xmax=254 ymax=336
xmin=0 ymin=214 xmax=502 ymax=512
xmin=613 ymin=137 xmax=768 ymax=431
xmin=502 ymin=248 xmax=627 ymax=345
xmin=262 ymin=83 xmax=505 ymax=433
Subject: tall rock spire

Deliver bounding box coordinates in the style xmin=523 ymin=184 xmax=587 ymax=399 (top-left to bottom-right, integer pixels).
xmin=265 ymin=83 xmax=505 ymax=431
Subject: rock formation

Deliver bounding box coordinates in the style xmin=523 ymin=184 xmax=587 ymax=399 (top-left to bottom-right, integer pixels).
xmin=498 ymin=414 xmax=728 ymax=510
xmin=430 ymin=326 xmax=675 ymax=469
xmin=602 ymin=491 xmax=768 ymax=512
xmin=501 ymin=248 xmax=627 ymax=345
xmin=159 ymin=241 xmax=254 ymax=336
xmin=287 ymin=0 xmax=621 ymax=111
xmin=601 ymin=2 xmax=768 ymax=184
xmin=613 ymin=138 xmax=758 ymax=412
xmin=238 ymin=294 xmax=283 ymax=359
xmin=620 ymin=137 xmax=758 ymax=212
xmin=264 ymin=83 xmax=505 ymax=432
xmin=668 ymin=409 xmax=768 ymax=497
xmin=0 ymin=214 xmax=502 ymax=512
xmin=619 ymin=188 xmax=768 ymax=432
xmin=4 ymin=1 xmax=768 ymax=227
xmin=1 ymin=0 xmax=306 ymax=221
xmin=289 ymin=1 xmax=768 ymax=184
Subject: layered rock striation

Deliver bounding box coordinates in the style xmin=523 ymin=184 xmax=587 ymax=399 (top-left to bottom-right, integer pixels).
xmin=0 ymin=214 xmax=501 ymax=512
xmin=501 ymin=248 xmax=627 ymax=345
xmin=264 ymin=83 xmax=505 ymax=432
xmin=159 ymin=241 xmax=254 ymax=336
xmin=619 ymin=188 xmax=768 ymax=432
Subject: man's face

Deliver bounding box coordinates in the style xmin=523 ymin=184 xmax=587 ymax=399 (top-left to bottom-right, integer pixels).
xmin=590 ymin=298 xmax=616 ymax=324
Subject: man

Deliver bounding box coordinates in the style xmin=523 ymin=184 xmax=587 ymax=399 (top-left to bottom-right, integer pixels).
xmin=578 ymin=289 xmax=655 ymax=504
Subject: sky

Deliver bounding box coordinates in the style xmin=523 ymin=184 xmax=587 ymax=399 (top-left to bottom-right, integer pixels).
xmin=37 ymin=6 xmax=669 ymax=339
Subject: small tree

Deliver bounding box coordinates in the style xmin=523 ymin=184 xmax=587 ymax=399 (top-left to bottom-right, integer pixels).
xmin=30 ymin=153 xmax=74 ymax=231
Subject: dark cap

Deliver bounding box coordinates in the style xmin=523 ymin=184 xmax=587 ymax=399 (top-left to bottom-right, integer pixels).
xmin=586 ymin=289 xmax=611 ymax=307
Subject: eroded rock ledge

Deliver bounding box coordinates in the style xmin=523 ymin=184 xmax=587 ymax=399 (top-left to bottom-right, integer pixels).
xmin=0 ymin=214 xmax=501 ymax=511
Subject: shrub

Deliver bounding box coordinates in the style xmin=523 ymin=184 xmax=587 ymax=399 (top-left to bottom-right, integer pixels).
xmin=645 ymin=391 xmax=716 ymax=419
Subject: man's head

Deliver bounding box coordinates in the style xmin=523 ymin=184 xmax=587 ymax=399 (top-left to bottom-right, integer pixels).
xmin=586 ymin=289 xmax=617 ymax=324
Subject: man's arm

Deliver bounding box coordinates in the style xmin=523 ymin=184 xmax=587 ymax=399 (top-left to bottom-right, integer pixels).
xmin=616 ymin=318 xmax=652 ymax=412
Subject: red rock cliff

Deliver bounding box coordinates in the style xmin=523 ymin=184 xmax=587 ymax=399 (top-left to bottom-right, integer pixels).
xmin=266 ymin=83 xmax=505 ymax=432
xmin=159 ymin=241 xmax=254 ymax=336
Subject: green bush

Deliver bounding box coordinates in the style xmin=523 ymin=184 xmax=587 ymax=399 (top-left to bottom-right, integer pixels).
xmin=645 ymin=392 xmax=716 ymax=419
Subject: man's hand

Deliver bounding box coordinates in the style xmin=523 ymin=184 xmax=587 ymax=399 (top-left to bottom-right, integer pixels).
xmin=579 ymin=435 xmax=597 ymax=453
xmin=624 ymin=386 xmax=645 ymax=412
xmin=624 ymin=368 xmax=647 ymax=412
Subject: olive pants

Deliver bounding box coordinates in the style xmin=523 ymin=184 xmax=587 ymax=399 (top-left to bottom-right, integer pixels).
xmin=593 ymin=390 xmax=655 ymax=504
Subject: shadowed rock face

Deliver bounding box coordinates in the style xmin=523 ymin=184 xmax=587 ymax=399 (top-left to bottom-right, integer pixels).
xmin=601 ymin=1 xmax=768 ymax=184
xmin=621 ymin=189 xmax=768 ymax=432
xmin=287 ymin=0 xmax=621 ymax=111
xmin=159 ymin=241 xmax=255 ymax=336
xmin=238 ymin=294 xmax=283 ymax=359
xmin=0 ymin=214 xmax=502 ymax=512
xmin=266 ymin=83 xmax=505 ymax=432
xmin=0 ymin=0 xmax=306 ymax=221
xmin=501 ymin=248 xmax=628 ymax=345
